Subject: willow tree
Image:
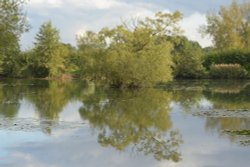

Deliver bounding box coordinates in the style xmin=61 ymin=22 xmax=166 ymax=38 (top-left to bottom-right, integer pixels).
xmin=0 ymin=0 xmax=29 ymax=76
xmin=77 ymin=11 xmax=183 ymax=88
xmin=202 ymin=0 xmax=250 ymax=50
xmin=33 ymin=21 xmax=68 ymax=77
xmin=104 ymin=26 xmax=173 ymax=87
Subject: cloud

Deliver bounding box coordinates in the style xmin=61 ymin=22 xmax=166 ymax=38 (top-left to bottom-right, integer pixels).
xmin=4 ymin=124 xmax=248 ymax=167
xmin=180 ymin=12 xmax=213 ymax=48
xmin=29 ymin=0 xmax=123 ymax=9
xmin=78 ymin=0 xmax=123 ymax=9
xmin=21 ymin=0 xmax=160 ymax=49
xmin=29 ymin=0 xmax=64 ymax=8
xmin=3 ymin=130 xmax=157 ymax=167
xmin=21 ymin=0 xmax=213 ymax=50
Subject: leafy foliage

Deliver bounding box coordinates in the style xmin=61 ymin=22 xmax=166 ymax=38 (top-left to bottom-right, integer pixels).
xmin=77 ymin=11 xmax=183 ymax=87
xmin=171 ymin=36 xmax=205 ymax=78
xmin=0 ymin=0 xmax=29 ymax=76
xmin=77 ymin=31 xmax=106 ymax=80
xmin=104 ymin=26 xmax=173 ymax=87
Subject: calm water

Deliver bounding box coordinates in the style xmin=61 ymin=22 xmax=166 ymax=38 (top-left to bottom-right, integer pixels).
xmin=0 ymin=79 xmax=249 ymax=167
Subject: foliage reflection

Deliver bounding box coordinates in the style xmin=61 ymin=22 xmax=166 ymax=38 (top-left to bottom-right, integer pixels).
xmin=79 ymin=88 xmax=182 ymax=162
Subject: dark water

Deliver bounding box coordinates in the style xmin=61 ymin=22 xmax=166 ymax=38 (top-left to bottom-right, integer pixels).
xmin=0 ymin=79 xmax=249 ymax=167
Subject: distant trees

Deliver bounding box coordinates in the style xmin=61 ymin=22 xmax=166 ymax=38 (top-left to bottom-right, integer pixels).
xmin=25 ymin=11 xmax=207 ymax=84
xmin=0 ymin=0 xmax=29 ymax=76
xmin=171 ymin=37 xmax=205 ymax=78
xmin=202 ymin=0 xmax=250 ymax=50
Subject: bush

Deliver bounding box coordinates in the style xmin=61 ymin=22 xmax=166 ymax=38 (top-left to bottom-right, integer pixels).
xmin=204 ymin=49 xmax=250 ymax=72
xmin=209 ymin=64 xmax=248 ymax=79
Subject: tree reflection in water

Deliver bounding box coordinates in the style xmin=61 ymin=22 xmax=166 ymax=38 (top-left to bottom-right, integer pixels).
xmin=0 ymin=79 xmax=24 ymax=118
xmin=25 ymin=80 xmax=83 ymax=134
xmin=163 ymin=80 xmax=250 ymax=146
xmin=0 ymin=79 xmax=84 ymax=134
xmin=79 ymin=88 xmax=182 ymax=162
xmin=203 ymin=83 xmax=250 ymax=145
xmin=1 ymin=79 xmax=249 ymax=159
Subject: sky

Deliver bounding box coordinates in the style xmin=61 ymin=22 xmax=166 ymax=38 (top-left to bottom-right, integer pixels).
xmin=20 ymin=0 xmax=243 ymax=49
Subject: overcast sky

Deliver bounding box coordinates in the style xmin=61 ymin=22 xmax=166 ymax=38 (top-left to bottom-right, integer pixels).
xmin=20 ymin=0 xmax=243 ymax=49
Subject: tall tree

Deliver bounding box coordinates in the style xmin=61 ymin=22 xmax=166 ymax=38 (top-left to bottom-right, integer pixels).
xmin=33 ymin=21 xmax=68 ymax=77
xmin=0 ymin=0 xmax=29 ymax=76
xmin=202 ymin=0 xmax=250 ymax=50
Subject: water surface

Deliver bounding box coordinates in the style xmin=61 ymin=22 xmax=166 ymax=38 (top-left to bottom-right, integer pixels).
xmin=0 ymin=79 xmax=249 ymax=167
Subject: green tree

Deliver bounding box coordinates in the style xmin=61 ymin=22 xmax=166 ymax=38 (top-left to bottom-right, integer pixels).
xmin=105 ymin=26 xmax=173 ymax=87
xmin=77 ymin=31 xmax=106 ymax=80
xmin=33 ymin=21 xmax=67 ymax=77
xmin=171 ymin=37 xmax=205 ymax=78
xmin=77 ymin=11 xmax=183 ymax=88
xmin=0 ymin=0 xmax=29 ymax=76
xmin=202 ymin=0 xmax=250 ymax=50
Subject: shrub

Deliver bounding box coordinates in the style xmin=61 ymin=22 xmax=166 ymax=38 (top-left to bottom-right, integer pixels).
xmin=209 ymin=64 xmax=248 ymax=79
xmin=204 ymin=49 xmax=250 ymax=72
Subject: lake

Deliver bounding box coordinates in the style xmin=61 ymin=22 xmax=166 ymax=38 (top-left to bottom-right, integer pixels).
xmin=0 ymin=79 xmax=249 ymax=167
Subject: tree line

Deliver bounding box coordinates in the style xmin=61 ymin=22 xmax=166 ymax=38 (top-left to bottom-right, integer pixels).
xmin=0 ymin=0 xmax=250 ymax=88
